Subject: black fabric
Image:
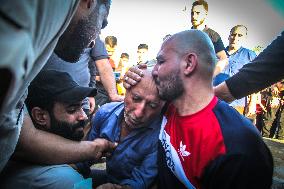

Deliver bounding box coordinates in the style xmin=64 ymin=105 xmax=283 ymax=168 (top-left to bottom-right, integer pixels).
xmin=226 ymin=31 xmax=284 ymax=99
xmin=90 ymin=37 xmax=109 ymax=61
xmin=28 ymin=70 xmax=97 ymax=104
xmin=157 ymin=142 xmax=187 ymax=189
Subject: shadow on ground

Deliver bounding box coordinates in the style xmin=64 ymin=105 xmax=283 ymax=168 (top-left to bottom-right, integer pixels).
xmin=264 ymin=138 xmax=284 ymax=189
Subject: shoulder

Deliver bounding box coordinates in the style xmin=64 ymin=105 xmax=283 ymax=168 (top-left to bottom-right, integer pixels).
xmin=239 ymin=47 xmax=257 ymax=60
xmin=204 ymin=27 xmax=221 ymax=43
xmin=97 ymin=102 xmax=124 ymax=115
xmin=90 ymin=38 xmax=109 ymax=61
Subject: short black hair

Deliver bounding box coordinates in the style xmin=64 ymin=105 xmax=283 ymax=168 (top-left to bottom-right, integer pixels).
xmin=105 ymin=36 xmax=117 ymax=48
xmin=138 ymin=44 xmax=148 ymax=50
xmin=120 ymin=53 xmax=129 ymax=59
xmin=192 ymin=0 xmax=208 ymax=12
xmin=230 ymin=25 xmax=248 ymax=36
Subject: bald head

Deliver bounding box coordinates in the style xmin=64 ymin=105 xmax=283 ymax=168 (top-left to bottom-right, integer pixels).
xmin=164 ymin=30 xmax=217 ymax=78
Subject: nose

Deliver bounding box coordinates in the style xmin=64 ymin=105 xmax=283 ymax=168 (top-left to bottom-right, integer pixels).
xmin=77 ymin=108 xmax=88 ymax=121
xmin=152 ymin=64 xmax=158 ymax=77
xmin=192 ymin=12 xmax=197 ymax=19
xmin=134 ymin=102 xmax=146 ymax=119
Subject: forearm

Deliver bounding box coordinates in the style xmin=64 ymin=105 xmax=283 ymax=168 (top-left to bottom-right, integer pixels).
xmin=15 ymin=115 xmax=104 ymax=164
xmin=96 ymin=59 xmax=120 ymax=101
xmin=214 ymin=82 xmax=235 ymax=102
xmin=213 ymin=58 xmax=228 ymax=77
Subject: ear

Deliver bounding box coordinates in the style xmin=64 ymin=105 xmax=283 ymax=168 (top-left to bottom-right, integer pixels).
xmin=183 ymin=53 xmax=198 ymax=76
xmin=31 ymin=107 xmax=50 ymax=130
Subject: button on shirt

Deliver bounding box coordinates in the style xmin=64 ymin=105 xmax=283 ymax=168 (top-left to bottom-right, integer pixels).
xmin=77 ymin=102 xmax=162 ymax=189
xmin=223 ymin=47 xmax=257 ymax=107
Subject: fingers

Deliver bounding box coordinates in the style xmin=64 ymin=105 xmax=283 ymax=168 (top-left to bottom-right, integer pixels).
xmin=99 ymin=138 xmax=118 ymax=151
xmin=137 ymin=63 xmax=147 ymax=69
xmin=123 ymin=66 xmax=144 ymax=89
xmin=128 ymin=65 xmax=144 ymax=77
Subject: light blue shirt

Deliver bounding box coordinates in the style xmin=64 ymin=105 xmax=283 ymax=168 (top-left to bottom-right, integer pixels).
xmin=223 ymin=47 xmax=257 ymax=107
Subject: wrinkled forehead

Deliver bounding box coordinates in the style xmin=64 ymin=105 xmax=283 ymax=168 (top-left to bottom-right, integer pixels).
xmin=132 ymin=71 xmax=158 ymax=95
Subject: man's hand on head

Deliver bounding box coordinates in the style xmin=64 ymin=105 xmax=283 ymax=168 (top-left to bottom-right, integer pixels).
xmin=123 ymin=64 xmax=147 ymax=89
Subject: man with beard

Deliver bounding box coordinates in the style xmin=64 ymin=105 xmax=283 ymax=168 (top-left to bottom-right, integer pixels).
xmin=124 ymin=30 xmax=273 ymax=188
xmin=0 ymin=70 xmax=103 ymax=188
xmin=190 ymin=0 xmax=228 ymax=77
xmin=76 ymin=68 xmax=165 ymax=189
xmin=0 ymin=0 xmax=116 ymax=174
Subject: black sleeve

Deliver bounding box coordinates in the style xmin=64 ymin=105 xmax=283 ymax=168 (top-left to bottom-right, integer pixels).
xmin=213 ymin=37 xmax=225 ymax=54
xmin=90 ymin=37 xmax=109 ymax=61
xmin=201 ymin=154 xmax=273 ymax=189
xmin=225 ymin=31 xmax=284 ymax=99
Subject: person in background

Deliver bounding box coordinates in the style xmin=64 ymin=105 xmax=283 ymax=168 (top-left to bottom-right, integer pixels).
xmin=137 ymin=43 xmax=157 ymax=69
xmin=222 ymin=25 xmax=257 ymax=114
xmin=89 ymin=37 xmax=123 ymax=109
xmin=190 ymin=0 xmax=228 ymax=77
xmin=269 ymin=81 xmax=284 ymax=140
xmin=105 ymin=35 xmax=118 ymax=70
xmin=116 ymin=53 xmax=130 ymax=96
xmin=213 ymin=31 xmax=284 ymax=103
xmin=137 ymin=44 xmax=149 ymax=65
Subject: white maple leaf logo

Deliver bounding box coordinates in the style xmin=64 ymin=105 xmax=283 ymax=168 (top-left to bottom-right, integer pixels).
xmin=178 ymin=141 xmax=190 ymax=161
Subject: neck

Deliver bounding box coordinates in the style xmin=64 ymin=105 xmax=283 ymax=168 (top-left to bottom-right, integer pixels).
xmin=228 ymin=46 xmax=240 ymax=55
xmin=120 ymin=118 xmax=132 ymax=140
xmin=173 ymin=79 xmax=214 ymax=116
xmin=193 ymin=22 xmax=206 ymax=30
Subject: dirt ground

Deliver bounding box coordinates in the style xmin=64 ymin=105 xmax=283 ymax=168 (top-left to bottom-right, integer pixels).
xmin=264 ymin=138 xmax=284 ymax=189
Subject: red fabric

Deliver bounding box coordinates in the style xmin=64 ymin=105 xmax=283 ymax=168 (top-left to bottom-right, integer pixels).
xmin=164 ymin=97 xmax=226 ymax=188
xmin=109 ymin=58 xmax=116 ymax=69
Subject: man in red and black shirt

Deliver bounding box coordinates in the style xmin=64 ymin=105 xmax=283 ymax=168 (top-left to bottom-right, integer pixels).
xmin=152 ymin=30 xmax=273 ymax=189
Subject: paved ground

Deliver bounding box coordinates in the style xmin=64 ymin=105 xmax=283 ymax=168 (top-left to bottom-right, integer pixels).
xmin=264 ymin=138 xmax=284 ymax=189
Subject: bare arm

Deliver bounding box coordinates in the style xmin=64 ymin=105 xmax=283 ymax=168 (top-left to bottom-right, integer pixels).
xmin=14 ymin=114 xmax=117 ymax=164
xmin=96 ymin=59 xmax=124 ymax=102
xmin=213 ymin=81 xmax=235 ymax=103
xmin=213 ymin=50 xmax=228 ymax=77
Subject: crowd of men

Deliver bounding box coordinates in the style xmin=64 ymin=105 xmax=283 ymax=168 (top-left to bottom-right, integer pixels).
xmin=0 ymin=0 xmax=283 ymax=188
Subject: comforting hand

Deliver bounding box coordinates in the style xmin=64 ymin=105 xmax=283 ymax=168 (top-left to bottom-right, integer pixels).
xmin=90 ymin=138 xmax=117 ymax=160
xmin=123 ymin=64 xmax=147 ymax=89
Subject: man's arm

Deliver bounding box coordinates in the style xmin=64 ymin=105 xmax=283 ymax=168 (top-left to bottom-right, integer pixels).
xmin=95 ymin=58 xmax=124 ymax=102
xmin=213 ymin=50 xmax=228 ymax=77
xmin=119 ymin=147 xmax=158 ymax=189
xmin=220 ymin=31 xmax=284 ymax=100
xmin=14 ymin=114 xmax=117 ymax=164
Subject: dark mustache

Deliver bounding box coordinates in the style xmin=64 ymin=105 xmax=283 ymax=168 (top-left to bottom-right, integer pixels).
xmin=72 ymin=119 xmax=88 ymax=130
